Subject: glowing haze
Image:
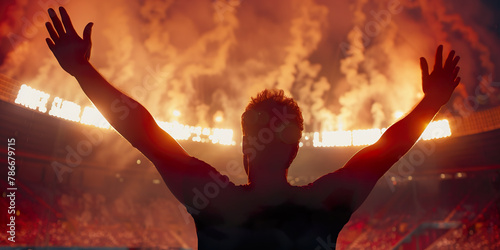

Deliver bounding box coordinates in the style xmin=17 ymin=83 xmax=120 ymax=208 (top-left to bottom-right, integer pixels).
xmin=1 ymin=0 xmax=499 ymax=134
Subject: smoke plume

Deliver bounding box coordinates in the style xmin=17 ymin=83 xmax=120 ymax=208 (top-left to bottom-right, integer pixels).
xmin=1 ymin=0 xmax=499 ymax=133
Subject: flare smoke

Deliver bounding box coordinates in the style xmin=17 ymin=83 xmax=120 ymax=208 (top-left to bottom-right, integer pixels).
xmin=1 ymin=0 xmax=499 ymax=133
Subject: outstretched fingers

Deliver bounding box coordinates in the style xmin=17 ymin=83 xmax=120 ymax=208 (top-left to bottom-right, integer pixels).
xmin=83 ymin=22 xmax=94 ymax=43
xmin=444 ymin=50 xmax=455 ymax=72
xmin=45 ymin=38 xmax=55 ymax=51
xmin=433 ymin=45 xmax=461 ymax=83
xmin=420 ymin=57 xmax=429 ymax=80
xmin=48 ymin=8 xmax=65 ymax=35
xmin=452 ymin=66 xmax=460 ymax=80
xmin=59 ymin=7 xmax=77 ymax=35
xmin=433 ymin=45 xmax=443 ymax=71
xmin=451 ymin=56 xmax=460 ymax=71
xmin=45 ymin=22 xmax=59 ymax=41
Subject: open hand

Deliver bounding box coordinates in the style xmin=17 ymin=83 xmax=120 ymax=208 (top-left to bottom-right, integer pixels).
xmin=420 ymin=45 xmax=461 ymax=106
xmin=45 ymin=7 xmax=93 ymax=76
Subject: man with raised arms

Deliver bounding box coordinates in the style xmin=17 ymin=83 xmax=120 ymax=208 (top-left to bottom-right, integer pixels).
xmin=45 ymin=7 xmax=460 ymax=249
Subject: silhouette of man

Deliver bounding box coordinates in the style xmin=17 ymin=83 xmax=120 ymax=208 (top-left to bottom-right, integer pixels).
xmin=45 ymin=7 xmax=461 ymax=250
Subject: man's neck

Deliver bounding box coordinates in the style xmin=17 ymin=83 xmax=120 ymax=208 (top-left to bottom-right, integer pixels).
xmin=247 ymin=163 xmax=290 ymax=192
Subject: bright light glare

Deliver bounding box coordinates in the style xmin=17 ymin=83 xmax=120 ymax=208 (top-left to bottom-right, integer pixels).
xmin=421 ymin=119 xmax=452 ymax=140
xmin=352 ymin=129 xmax=382 ymax=146
xmin=214 ymin=110 xmax=224 ymax=123
xmin=157 ymin=121 xmax=191 ymax=140
xmin=155 ymin=121 xmax=235 ymax=145
xmin=393 ymin=111 xmax=404 ymax=120
xmin=49 ymin=97 xmax=82 ymax=122
xmin=80 ymin=106 xmax=111 ymax=128
xmin=212 ymin=128 xmax=233 ymax=145
xmin=14 ymin=84 xmax=452 ymax=148
xmin=321 ymin=130 xmax=352 ymax=147
xmin=15 ymin=84 xmax=50 ymax=113
xmin=313 ymin=132 xmax=321 ymax=147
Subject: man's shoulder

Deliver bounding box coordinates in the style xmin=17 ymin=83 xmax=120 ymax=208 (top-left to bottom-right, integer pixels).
xmin=152 ymin=155 xmax=217 ymax=173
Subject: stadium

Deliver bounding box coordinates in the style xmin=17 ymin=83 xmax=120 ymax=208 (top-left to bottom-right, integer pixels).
xmin=1 ymin=0 xmax=500 ymax=249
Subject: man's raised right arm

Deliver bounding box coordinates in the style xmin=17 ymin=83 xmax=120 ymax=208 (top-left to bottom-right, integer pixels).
xmin=45 ymin=7 xmax=189 ymax=164
xmin=44 ymin=8 xmax=237 ymax=211
xmin=73 ymin=63 xmax=189 ymax=160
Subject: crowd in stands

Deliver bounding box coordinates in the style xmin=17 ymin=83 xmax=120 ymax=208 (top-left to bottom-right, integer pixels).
xmin=0 ymin=185 xmax=197 ymax=249
xmin=1 ymin=170 xmax=499 ymax=249
xmin=337 ymin=172 xmax=500 ymax=249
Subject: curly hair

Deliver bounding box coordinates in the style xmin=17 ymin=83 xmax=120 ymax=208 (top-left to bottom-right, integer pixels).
xmin=241 ymin=89 xmax=304 ymax=142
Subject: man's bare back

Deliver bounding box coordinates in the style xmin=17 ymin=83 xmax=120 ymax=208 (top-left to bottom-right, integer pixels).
xmin=172 ymin=157 xmax=363 ymax=249
xmin=44 ymin=7 xmax=461 ymax=249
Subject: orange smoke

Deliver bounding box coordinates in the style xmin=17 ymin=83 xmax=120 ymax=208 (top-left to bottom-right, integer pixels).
xmin=1 ymin=0 xmax=499 ymax=133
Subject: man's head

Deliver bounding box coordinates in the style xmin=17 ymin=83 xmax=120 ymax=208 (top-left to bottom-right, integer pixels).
xmin=241 ymin=89 xmax=304 ymax=174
